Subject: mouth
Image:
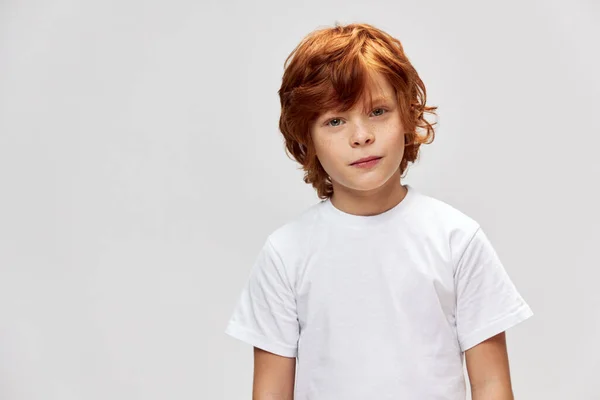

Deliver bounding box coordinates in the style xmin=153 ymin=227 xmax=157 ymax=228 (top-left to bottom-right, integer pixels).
xmin=350 ymin=156 xmax=382 ymax=166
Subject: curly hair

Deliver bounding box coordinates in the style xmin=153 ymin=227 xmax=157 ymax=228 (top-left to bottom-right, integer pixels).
xmin=277 ymin=22 xmax=438 ymax=199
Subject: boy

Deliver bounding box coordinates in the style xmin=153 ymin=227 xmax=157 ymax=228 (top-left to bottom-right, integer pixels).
xmin=224 ymin=22 xmax=533 ymax=399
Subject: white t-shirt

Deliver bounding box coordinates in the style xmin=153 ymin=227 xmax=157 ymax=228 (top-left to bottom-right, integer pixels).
xmin=224 ymin=184 xmax=533 ymax=399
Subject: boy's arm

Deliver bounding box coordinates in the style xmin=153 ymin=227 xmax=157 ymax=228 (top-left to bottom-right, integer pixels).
xmin=465 ymin=331 xmax=514 ymax=400
xmin=253 ymin=347 xmax=296 ymax=400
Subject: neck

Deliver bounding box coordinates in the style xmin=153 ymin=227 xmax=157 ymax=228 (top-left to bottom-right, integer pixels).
xmin=329 ymin=169 xmax=407 ymax=217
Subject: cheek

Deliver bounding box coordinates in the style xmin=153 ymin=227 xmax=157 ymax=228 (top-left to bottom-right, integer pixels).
xmin=380 ymin=122 xmax=405 ymax=145
xmin=312 ymin=137 xmax=338 ymax=168
xmin=314 ymin=135 xmax=338 ymax=156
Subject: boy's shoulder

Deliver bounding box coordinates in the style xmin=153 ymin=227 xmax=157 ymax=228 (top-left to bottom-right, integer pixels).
xmin=408 ymin=190 xmax=484 ymax=263
xmin=411 ymin=189 xmax=480 ymax=231
xmin=264 ymin=200 xmax=323 ymax=256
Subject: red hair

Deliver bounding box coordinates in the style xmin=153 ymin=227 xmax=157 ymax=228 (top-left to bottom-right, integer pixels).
xmin=277 ymin=22 xmax=438 ymax=199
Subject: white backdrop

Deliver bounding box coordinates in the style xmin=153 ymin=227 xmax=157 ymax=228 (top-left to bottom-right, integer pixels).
xmin=1 ymin=0 xmax=598 ymax=399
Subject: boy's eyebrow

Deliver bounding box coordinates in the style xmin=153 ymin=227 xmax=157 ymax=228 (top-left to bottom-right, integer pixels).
xmin=367 ymin=96 xmax=393 ymax=104
xmin=321 ymin=96 xmax=394 ymax=117
xmin=360 ymin=96 xmax=395 ymax=111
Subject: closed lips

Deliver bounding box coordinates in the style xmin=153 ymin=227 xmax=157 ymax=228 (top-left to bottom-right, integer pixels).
xmin=351 ymin=156 xmax=381 ymax=165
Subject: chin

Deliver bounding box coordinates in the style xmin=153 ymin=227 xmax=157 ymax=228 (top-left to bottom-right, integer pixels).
xmin=339 ymin=175 xmax=390 ymax=192
xmin=354 ymin=168 xmax=401 ymax=190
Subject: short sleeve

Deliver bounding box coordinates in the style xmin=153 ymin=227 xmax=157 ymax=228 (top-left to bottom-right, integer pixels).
xmin=224 ymin=237 xmax=299 ymax=358
xmin=455 ymin=227 xmax=533 ymax=352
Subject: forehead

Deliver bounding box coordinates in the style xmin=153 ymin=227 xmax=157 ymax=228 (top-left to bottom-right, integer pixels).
xmin=325 ymin=72 xmax=396 ymax=115
xmin=363 ymin=71 xmax=395 ymax=100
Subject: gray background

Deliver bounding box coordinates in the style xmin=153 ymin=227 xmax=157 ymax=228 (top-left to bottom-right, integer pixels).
xmin=1 ymin=0 xmax=598 ymax=399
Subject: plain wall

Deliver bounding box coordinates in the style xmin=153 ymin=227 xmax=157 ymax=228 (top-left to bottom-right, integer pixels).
xmin=1 ymin=0 xmax=598 ymax=398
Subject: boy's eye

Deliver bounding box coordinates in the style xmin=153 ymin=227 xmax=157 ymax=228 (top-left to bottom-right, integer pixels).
xmin=324 ymin=108 xmax=387 ymax=127
xmin=327 ymin=118 xmax=343 ymax=127
xmin=372 ymin=108 xmax=386 ymax=117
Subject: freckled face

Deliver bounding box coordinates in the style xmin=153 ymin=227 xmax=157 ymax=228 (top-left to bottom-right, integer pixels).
xmin=310 ymin=72 xmax=406 ymax=195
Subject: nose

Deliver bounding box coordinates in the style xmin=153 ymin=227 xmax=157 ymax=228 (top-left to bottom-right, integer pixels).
xmin=350 ymin=124 xmax=375 ymax=147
